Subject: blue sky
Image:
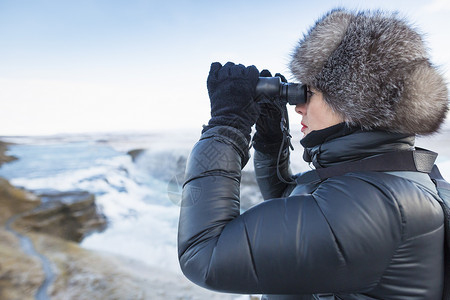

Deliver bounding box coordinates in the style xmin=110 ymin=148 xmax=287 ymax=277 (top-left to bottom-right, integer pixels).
xmin=1 ymin=0 xmax=449 ymax=135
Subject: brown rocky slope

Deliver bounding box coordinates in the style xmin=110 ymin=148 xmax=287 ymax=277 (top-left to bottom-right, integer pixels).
xmin=0 ymin=142 xmax=240 ymax=300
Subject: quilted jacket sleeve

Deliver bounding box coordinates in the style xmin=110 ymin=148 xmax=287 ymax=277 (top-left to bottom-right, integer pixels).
xmin=177 ymin=126 xmax=403 ymax=295
xmin=253 ymin=148 xmax=294 ymax=200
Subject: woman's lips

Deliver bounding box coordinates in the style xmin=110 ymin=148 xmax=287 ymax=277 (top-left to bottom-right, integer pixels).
xmin=301 ymin=122 xmax=308 ymax=133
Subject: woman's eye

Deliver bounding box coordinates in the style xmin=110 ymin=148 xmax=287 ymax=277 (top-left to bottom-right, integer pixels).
xmin=306 ymin=90 xmax=314 ymax=100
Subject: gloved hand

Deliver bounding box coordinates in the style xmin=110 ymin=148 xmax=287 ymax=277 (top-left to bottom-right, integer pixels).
xmin=202 ymin=62 xmax=260 ymax=140
xmin=253 ymin=70 xmax=289 ymax=154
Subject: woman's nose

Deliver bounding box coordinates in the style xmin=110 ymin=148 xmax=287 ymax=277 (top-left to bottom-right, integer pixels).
xmin=295 ymin=103 xmax=306 ymax=115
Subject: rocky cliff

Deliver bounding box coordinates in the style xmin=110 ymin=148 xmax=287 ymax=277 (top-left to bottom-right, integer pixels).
xmin=0 ymin=143 xmax=241 ymax=300
xmin=0 ymin=141 xmax=17 ymax=165
xmin=15 ymin=189 xmax=107 ymax=242
xmin=0 ymin=177 xmax=43 ymax=300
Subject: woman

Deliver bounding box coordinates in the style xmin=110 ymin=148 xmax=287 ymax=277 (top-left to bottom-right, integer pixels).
xmin=178 ymin=8 xmax=449 ymax=299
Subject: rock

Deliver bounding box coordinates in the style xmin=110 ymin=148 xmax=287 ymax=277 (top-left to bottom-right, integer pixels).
xmin=0 ymin=142 xmax=254 ymax=299
xmin=0 ymin=141 xmax=17 ymax=167
xmin=127 ymin=148 xmax=146 ymax=162
xmin=0 ymin=229 xmax=45 ymax=300
xmin=0 ymin=142 xmax=106 ymax=243
xmin=15 ymin=190 xmax=107 ymax=242
xmin=0 ymin=180 xmax=241 ymax=300
xmin=28 ymin=232 xmax=239 ymax=300
xmin=0 ymin=179 xmax=44 ymax=300
xmin=0 ymin=178 xmax=40 ymax=225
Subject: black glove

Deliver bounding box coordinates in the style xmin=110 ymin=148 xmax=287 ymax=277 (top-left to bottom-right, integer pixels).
xmin=202 ymin=62 xmax=260 ymax=140
xmin=253 ymin=70 xmax=289 ymax=154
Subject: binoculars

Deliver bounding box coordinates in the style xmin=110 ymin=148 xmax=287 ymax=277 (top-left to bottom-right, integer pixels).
xmin=255 ymin=77 xmax=307 ymax=106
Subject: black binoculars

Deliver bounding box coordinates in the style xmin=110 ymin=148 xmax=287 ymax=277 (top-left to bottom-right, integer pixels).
xmin=255 ymin=77 xmax=307 ymax=106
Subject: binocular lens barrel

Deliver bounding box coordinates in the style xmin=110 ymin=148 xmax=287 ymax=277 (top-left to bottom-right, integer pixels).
xmin=255 ymin=77 xmax=307 ymax=106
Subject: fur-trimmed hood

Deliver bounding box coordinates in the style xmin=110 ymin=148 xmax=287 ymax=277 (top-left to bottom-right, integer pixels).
xmin=290 ymin=8 xmax=449 ymax=135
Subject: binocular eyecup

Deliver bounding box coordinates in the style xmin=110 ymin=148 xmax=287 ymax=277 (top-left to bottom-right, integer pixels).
xmin=255 ymin=77 xmax=307 ymax=106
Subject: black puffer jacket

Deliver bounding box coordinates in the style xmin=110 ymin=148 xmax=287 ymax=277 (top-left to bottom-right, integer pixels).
xmin=178 ymin=125 xmax=444 ymax=300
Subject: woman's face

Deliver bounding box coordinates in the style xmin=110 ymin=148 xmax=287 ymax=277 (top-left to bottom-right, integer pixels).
xmin=295 ymin=87 xmax=344 ymax=136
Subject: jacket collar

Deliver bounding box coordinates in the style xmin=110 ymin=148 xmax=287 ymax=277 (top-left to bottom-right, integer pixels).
xmin=301 ymin=124 xmax=415 ymax=168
